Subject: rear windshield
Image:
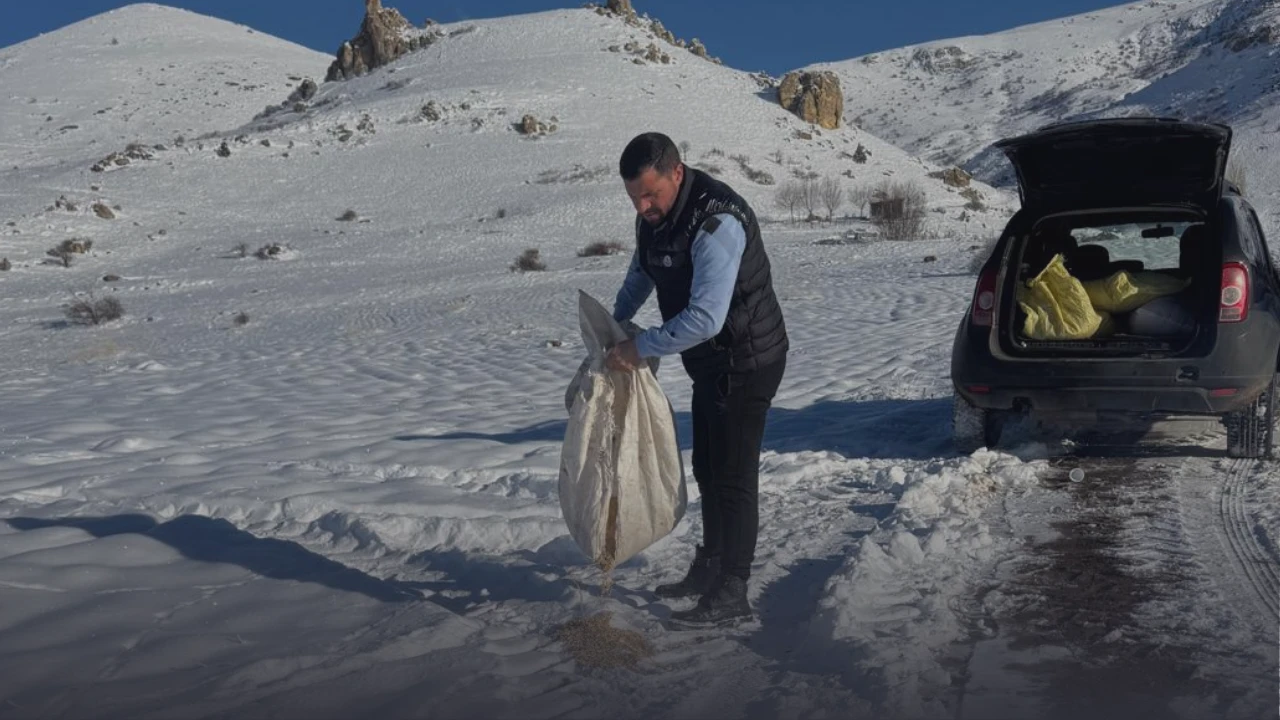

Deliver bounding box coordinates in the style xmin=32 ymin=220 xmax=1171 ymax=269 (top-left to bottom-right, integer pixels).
xmin=1021 ymin=213 xmax=1209 ymax=280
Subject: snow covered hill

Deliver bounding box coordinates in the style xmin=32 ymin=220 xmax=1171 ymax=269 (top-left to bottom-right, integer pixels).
xmin=0 ymin=3 xmax=330 ymax=172
xmin=821 ymin=0 xmax=1280 ymax=233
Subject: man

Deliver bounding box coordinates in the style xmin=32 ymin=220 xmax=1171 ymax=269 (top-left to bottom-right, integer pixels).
xmin=606 ymin=132 xmax=788 ymax=628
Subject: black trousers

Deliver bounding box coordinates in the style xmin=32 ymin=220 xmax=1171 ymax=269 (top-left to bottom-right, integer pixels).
xmin=689 ymin=357 xmax=786 ymax=581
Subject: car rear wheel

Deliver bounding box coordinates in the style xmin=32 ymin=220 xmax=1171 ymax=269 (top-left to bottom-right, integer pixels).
xmin=953 ymin=391 xmax=1003 ymax=453
xmin=1225 ymin=374 xmax=1277 ymax=460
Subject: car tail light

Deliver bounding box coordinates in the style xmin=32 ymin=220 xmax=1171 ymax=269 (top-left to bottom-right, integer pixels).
xmin=971 ymin=267 xmax=998 ymax=327
xmin=1220 ymin=262 xmax=1249 ymax=323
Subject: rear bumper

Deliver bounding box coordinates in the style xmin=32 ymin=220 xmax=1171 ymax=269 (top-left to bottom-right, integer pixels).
xmin=951 ymin=320 xmax=1276 ymax=416
xmin=955 ymin=383 xmax=1259 ymax=414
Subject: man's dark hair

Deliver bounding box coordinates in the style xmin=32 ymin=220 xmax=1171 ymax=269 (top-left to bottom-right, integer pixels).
xmin=619 ymin=132 xmax=682 ymax=180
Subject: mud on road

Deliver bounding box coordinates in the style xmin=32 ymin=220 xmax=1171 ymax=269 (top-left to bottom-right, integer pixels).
xmin=958 ymin=430 xmax=1279 ymax=720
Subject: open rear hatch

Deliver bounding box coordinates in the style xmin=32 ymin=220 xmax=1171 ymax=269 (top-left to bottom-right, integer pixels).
xmin=995 ymin=119 xmax=1232 ymax=213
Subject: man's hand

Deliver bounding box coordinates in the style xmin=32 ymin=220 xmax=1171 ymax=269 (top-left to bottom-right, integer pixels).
xmin=605 ymin=339 xmax=642 ymax=372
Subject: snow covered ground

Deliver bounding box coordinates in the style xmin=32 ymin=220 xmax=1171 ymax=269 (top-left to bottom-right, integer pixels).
xmin=0 ymin=4 xmax=1275 ymax=719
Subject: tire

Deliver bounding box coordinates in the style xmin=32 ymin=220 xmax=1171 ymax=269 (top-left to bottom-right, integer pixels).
xmin=1225 ymin=374 xmax=1277 ymax=460
xmin=953 ymin=391 xmax=1003 ymax=453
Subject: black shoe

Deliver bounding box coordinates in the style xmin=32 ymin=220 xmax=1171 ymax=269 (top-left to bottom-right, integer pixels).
xmin=654 ymin=546 xmax=719 ymax=599
xmin=668 ymin=574 xmax=752 ymax=628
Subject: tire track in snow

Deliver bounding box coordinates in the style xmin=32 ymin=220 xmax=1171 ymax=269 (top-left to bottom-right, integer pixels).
xmin=1218 ymin=458 xmax=1280 ymax=620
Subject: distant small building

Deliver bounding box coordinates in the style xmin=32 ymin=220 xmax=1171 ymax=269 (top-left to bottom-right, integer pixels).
xmin=869 ymin=197 xmax=905 ymax=220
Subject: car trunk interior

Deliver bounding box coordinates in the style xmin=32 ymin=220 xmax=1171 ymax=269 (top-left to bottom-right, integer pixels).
xmin=1001 ymin=209 xmax=1219 ymax=357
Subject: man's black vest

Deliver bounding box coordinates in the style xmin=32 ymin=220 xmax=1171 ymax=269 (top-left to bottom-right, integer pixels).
xmin=636 ymin=167 xmax=788 ymax=377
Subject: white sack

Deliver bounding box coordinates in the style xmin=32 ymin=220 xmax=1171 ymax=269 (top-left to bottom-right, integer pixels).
xmin=558 ymin=291 xmax=686 ymax=570
xmin=564 ymin=321 xmax=658 ymax=413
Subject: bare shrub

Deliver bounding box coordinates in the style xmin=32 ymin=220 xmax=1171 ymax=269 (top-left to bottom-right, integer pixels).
xmin=774 ymin=181 xmax=803 ymax=223
xmin=337 ymin=209 xmax=358 ymax=222
xmin=0 ymin=258 xmax=10 ymax=271
xmin=730 ymin=153 xmax=774 ymax=185
xmin=65 ymin=293 xmax=124 ymax=325
xmin=233 ymin=311 xmax=250 ymax=326
xmin=511 ymin=248 xmax=546 ymax=272
xmin=800 ymin=177 xmax=820 ymax=221
xmin=578 ymin=241 xmax=628 ymax=257
xmin=871 ymin=180 xmax=927 ymax=241
xmin=819 ymin=177 xmax=844 ymax=220
xmin=960 ymin=187 xmax=986 ymax=212
xmin=47 ymin=238 xmax=92 ymax=267
xmin=849 ymin=185 xmax=872 ymax=218
xmin=255 ymin=244 xmax=286 ymax=259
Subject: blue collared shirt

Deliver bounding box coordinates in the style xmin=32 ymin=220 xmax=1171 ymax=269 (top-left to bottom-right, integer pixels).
xmin=612 ymin=213 xmax=746 ymax=358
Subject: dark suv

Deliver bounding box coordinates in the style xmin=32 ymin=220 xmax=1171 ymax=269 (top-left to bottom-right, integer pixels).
xmin=952 ymin=118 xmax=1280 ymax=458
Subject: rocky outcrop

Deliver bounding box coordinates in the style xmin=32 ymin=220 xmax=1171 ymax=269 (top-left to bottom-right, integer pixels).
xmin=606 ymin=0 xmax=634 ymax=15
xmin=596 ymin=3 xmax=721 ymax=64
xmin=90 ymin=144 xmax=155 ymax=173
xmin=516 ymin=114 xmax=558 ymax=137
xmin=778 ymin=71 xmax=843 ymax=130
xmin=1227 ymin=23 xmax=1274 ymax=52
xmin=620 ymin=40 xmax=670 ymax=65
xmin=649 ymin=18 xmax=676 ymax=44
xmin=291 ymin=79 xmax=318 ymax=102
xmin=908 ymin=46 xmax=979 ymax=74
xmin=929 ymin=166 xmax=972 ymax=188
xmin=326 ymin=0 xmax=415 ymax=82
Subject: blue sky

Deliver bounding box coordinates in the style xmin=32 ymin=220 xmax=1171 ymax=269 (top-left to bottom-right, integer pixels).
xmin=5 ymin=0 xmax=1133 ymax=75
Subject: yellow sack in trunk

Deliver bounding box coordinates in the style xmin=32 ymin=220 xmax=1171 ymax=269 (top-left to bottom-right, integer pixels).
xmin=1081 ymin=270 xmax=1190 ymax=314
xmin=1018 ymin=254 xmax=1104 ymax=340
